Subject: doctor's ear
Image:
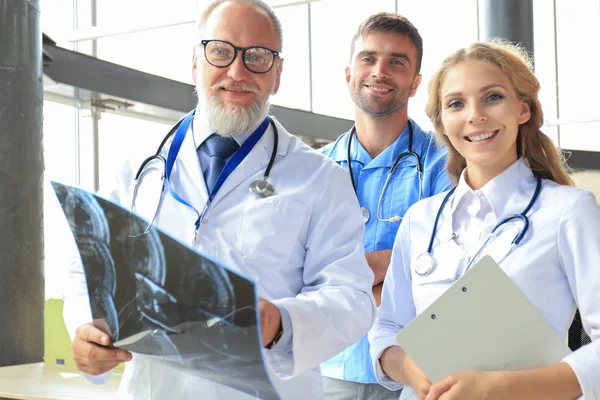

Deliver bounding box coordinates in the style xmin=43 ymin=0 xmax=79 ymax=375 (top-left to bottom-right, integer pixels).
xmin=410 ymin=74 xmax=422 ymax=97
xmin=517 ymin=101 xmax=531 ymax=125
xmin=272 ymin=58 xmax=284 ymax=95
xmin=191 ymin=47 xmax=199 ymax=84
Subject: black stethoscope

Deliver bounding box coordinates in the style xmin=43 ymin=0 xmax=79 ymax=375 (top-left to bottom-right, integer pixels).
xmin=130 ymin=110 xmax=279 ymax=235
xmin=414 ymin=175 xmax=543 ymax=277
xmin=347 ymin=120 xmax=423 ymax=223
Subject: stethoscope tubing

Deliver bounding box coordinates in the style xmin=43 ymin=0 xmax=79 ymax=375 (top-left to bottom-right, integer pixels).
xmin=346 ymin=120 xmax=423 ymax=223
xmin=417 ymin=175 xmax=542 ymax=277
xmin=131 ymin=112 xmax=279 ymax=231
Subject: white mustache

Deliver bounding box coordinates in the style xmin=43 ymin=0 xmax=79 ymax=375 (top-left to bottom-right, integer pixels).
xmin=211 ymin=79 xmax=261 ymax=94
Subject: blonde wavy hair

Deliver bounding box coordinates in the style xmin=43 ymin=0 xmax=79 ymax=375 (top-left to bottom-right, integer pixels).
xmin=425 ymin=40 xmax=573 ymax=186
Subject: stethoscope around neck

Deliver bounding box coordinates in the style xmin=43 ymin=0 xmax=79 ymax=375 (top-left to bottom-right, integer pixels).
xmin=130 ymin=110 xmax=279 ymax=236
xmin=347 ymin=120 xmax=423 ymax=224
xmin=414 ymin=175 xmax=543 ymax=277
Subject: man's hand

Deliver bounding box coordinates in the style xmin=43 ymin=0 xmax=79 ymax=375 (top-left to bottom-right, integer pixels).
xmin=366 ymin=249 xmax=392 ymax=285
xmin=72 ymin=323 xmax=132 ymax=375
xmin=258 ymin=297 xmax=281 ymax=347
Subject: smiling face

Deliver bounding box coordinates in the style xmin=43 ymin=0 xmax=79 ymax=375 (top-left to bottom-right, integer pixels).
xmin=439 ymin=59 xmax=531 ymax=177
xmin=346 ymin=31 xmax=421 ymax=120
xmin=193 ymin=1 xmax=283 ymax=134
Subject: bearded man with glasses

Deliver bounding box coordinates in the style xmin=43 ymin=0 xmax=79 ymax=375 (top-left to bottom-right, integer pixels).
xmin=64 ymin=1 xmax=376 ymax=399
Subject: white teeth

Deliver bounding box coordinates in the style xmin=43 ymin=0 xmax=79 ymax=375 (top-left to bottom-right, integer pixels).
xmin=468 ymin=131 xmax=497 ymax=142
xmin=368 ymin=86 xmax=390 ymax=92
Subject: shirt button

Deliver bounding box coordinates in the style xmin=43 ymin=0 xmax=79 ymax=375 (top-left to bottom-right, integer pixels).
xmin=202 ymin=219 xmax=208 ymax=224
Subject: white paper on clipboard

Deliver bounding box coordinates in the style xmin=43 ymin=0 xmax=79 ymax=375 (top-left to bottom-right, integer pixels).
xmin=396 ymin=255 xmax=571 ymax=386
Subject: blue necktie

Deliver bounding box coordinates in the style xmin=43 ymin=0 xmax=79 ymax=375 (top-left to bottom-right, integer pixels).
xmin=202 ymin=134 xmax=240 ymax=193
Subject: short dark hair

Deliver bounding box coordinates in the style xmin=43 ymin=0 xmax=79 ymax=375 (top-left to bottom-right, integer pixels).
xmin=350 ymin=12 xmax=423 ymax=73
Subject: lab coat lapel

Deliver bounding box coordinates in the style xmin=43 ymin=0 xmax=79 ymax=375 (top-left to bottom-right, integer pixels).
xmin=170 ymin=126 xmax=209 ymax=214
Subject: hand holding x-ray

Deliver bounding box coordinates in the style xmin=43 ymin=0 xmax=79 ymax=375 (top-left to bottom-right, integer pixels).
xmin=53 ymin=181 xmax=282 ymax=400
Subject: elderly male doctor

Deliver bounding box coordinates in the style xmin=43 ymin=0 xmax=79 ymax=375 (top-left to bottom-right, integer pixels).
xmin=63 ymin=0 xmax=376 ymax=399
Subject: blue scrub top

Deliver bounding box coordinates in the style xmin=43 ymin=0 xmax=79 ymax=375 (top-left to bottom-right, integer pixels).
xmin=320 ymin=119 xmax=452 ymax=384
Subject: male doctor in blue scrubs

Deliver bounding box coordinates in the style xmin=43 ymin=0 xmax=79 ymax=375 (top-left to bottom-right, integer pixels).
xmin=320 ymin=12 xmax=451 ymax=399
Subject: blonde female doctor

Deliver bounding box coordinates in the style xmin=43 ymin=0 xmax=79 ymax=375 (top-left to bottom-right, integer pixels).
xmin=369 ymin=41 xmax=600 ymax=400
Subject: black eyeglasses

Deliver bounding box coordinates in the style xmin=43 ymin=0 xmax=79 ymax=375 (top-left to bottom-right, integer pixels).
xmin=200 ymin=39 xmax=280 ymax=74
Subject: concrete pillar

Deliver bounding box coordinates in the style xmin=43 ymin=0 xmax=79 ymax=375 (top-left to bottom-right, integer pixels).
xmin=0 ymin=0 xmax=44 ymax=365
xmin=479 ymin=0 xmax=534 ymax=54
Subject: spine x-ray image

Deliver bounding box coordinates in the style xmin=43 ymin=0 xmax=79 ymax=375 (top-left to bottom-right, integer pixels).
xmin=52 ymin=181 xmax=280 ymax=400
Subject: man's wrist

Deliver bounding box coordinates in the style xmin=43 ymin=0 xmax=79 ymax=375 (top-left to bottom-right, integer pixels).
xmin=264 ymin=318 xmax=283 ymax=349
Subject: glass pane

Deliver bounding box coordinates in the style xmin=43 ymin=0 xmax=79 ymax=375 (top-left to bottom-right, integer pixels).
xmin=98 ymin=113 xmax=172 ymax=193
xmin=542 ymin=125 xmax=560 ymax=147
xmin=95 ymin=24 xmax=197 ymax=84
xmin=559 ymin=123 xmax=600 ymax=152
xmin=96 ymin=0 xmax=197 ymax=28
xmin=532 ymin=0 xmax=559 ymax=131
xmin=43 ymin=101 xmax=78 ymax=300
xmin=40 ymin=0 xmax=74 ymax=48
xmin=271 ymin=4 xmax=311 ymax=111
xmin=554 ymin=0 xmax=600 ymax=151
xmin=397 ymin=0 xmax=478 ymax=131
xmin=44 ymin=101 xmax=78 ymax=184
xmin=310 ymin=0 xmax=396 ymax=120
xmin=94 ymin=0 xmax=198 ymax=83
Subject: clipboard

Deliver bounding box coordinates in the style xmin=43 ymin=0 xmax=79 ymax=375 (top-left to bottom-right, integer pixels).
xmin=396 ymin=255 xmax=571 ymax=383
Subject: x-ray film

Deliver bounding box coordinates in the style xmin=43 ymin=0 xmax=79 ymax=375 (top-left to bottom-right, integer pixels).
xmin=51 ymin=181 xmax=280 ymax=400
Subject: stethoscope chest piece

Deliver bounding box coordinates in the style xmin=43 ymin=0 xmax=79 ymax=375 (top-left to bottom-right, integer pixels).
xmin=360 ymin=206 xmax=370 ymax=223
xmin=250 ymin=179 xmax=275 ymax=198
xmin=414 ymin=252 xmax=435 ymax=277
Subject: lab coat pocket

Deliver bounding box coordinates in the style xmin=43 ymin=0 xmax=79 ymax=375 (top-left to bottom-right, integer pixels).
xmin=237 ymin=196 xmax=307 ymax=265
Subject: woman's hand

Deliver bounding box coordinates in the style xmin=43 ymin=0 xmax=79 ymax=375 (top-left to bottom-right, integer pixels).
xmin=425 ymin=370 xmax=503 ymax=400
xmin=403 ymin=356 xmax=432 ymax=400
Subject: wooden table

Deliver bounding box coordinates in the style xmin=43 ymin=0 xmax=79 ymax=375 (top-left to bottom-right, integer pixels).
xmin=0 ymin=363 xmax=121 ymax=400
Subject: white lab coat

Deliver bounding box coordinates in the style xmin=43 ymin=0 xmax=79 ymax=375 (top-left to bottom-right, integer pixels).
xmin=369 ymin=159 xmax=600 ymax=399
xmin=63 ymin=116 xmax=376 ymax=400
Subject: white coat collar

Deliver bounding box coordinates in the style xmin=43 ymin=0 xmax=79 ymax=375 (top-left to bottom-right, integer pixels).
xmin=450 ymin=158 xmax=535 ymax=218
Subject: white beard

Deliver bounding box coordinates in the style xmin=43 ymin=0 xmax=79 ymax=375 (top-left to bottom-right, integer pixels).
xmin=204 ymin=95 xmax=270 ymax=135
